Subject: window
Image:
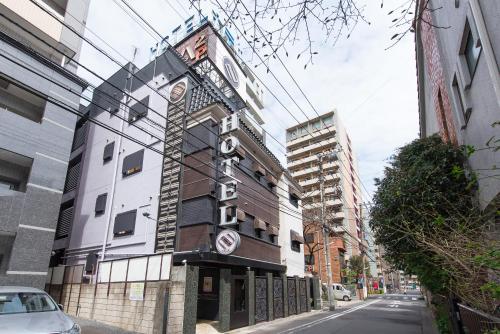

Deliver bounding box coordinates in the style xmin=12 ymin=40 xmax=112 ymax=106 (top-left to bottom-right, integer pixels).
xmin=323 ymin=116 xmax=333 ymax=126
xmin=255 ymin=229 xmax=262 ymax=239
xmin=312 ymin=120 xmax=321 ymax=131
xmin=103 ymin=142 xmax=115 ymax=163
xmin=95 ymin=193 xmax=107 ymax=215
xmin=304 ymin=233 xmax=315 ymax=243
xmin=289 ymin=194 xmax=299 ymax=208
xmin=128 ymin=96 xmax=149 ymax=123
xmin=452 ymin=75 xmax=471 ymax=125
xmin=0 ymin=233 xmax=15 ymax=274
xmin=113 ymin=209 xmax=137 ymax=237
xmin=291 ymin=241 xmax=301 ymax=252
xmin=462 ymin=27 xmax=481 ymax=78
xmin=122 ymin=149 xmax=144 ymax=176
xmin=0 ymin=292 xmax=58 ymax=314
xmin=305 ymin=254 xmax=315 ymax=265
xmin=290 ymin=230 xmax=304 ymax=252
xmin=0 ymin=148 xmax=33 ymax=193
xmin=55 ymin=200 xmax=74 ymax=239
xmin=0 ymin=75 xmax=46 ymax=123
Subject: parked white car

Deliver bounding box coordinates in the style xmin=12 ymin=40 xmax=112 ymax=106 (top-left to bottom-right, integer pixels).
xmin=0 ymin=286 xmax=80 ymax=334
xmin=332 ymin=283 xmax=352 ymax=301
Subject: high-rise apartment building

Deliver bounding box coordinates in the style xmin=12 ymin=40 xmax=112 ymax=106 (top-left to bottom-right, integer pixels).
xmin=286 ymin=111 xmax=363 ymax=285
xmin=0 ymin=0 xmax=89 ymax=288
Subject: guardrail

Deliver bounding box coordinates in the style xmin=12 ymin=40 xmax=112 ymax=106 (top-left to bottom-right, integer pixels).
xmin=458 ymin=303 xmax=500 ymax=333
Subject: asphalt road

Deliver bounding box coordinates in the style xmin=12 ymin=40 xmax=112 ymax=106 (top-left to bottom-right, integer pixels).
xmin=238 ymin=292 xmax=438 ymax=334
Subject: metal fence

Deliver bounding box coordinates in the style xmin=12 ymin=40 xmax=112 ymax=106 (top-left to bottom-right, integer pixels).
xmin=458 ymin=303 xmax=500 ymax=334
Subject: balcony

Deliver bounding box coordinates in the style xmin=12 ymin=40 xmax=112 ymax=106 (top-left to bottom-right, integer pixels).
xmin=288 ymin=154 xmax=317 ymax=169
xmin=0 ymin=0 xmax=78 ymax=60
xmin=287 ymin=137 xmax=337 ymax=160
xmin=302 ymin=198 xmax=343 ymax=210
xmin=287 ymin=126 xmax=336 ymax=149
xmin=291 ymin=161 xmax=338 ymax=178
xmin=297 ymin=173 xmax=340 ymax=187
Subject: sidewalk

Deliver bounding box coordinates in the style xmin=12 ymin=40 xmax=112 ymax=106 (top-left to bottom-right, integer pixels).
xmin=196 ymin=299 xmax=368 ymax=334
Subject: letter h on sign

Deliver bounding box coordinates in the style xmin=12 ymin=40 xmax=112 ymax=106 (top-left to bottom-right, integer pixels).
xmin=219 ymin=114 xmax=240 ymax=226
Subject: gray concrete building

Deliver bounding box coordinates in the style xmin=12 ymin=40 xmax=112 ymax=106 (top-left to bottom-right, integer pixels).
xmin=0 ymin=0 xmax=89 ymax=288
xmin=415 ymin=0 xmax=500 ymax=211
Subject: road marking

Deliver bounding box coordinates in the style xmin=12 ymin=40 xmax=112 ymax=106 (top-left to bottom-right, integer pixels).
xmin=404 ymin=297 xmax=409 ymax=300
xmin=412 ymin=297 xmax=417 ymax=301
xmin=277 ymin=300 xmax=380 ymax=334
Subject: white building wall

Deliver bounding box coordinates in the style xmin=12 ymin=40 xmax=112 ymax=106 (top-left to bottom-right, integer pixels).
xmin=278 ymin=174 xmax=305 ymax=277
xmin=66 ymin=82 xmax=169 ymax=264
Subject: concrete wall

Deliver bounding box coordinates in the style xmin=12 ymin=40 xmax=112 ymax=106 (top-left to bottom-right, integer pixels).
xmin=0 ymin=37 xmax=84 ymax=288
xmin=47 ymin=281 xmax=169 ymax=334
xmin=418 ymin=0 xmax=500 ymax=209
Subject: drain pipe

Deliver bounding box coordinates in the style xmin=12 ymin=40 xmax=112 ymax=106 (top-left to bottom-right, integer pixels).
xmin=101 ymin=62 xmax=135 ymax=261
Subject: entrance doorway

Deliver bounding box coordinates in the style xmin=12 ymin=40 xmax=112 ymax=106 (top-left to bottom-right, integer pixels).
xmin=230 ymin=275 xmax=249 ymax=329
xmin=197 ymin=267 xmax=220 ymax=320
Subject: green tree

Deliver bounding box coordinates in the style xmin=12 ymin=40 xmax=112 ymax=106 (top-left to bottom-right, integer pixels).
xmin=369 ymin=135 xmax=498 ymax=313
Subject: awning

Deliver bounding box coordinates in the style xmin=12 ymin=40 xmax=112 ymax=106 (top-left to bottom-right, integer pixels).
xmin=291 ymin=230 xmax=304 ymax=244
xmin=288 ymin=185 xmax=301 ymax=199
xmin=252 ymin=162 xmax=266 ymax=176
xmin=268 ymin=225 xmax=279 ymax=236
xmin=236 ymin=208 xmax=246 ymax=222
xmin=254 ymin=218 xmax=267 ymax=230
xmin=266 ymin=174 xmax=278 ymax=186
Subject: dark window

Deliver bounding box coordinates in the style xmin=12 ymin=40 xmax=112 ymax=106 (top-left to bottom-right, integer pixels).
xmin=462 ymin=28 xmax=481 ymax=78
xmin=113 ymin=209 xmax=137 ymax=237
xmin=305 ymin=254 xmax=315 ymax=265
xmin=122 ymin=149 xmax=144 ymax=176
xmin=437 ymin=90 xmax=451 ymax=142
xmin=95 ymin=193 xmax=107 ymax=215
xmin=269 ymin=234 xmax=276 ymax=244
xmin=128 ymin=96 xmax=149 ymax=123
xmin=103 ymin=142 xmax=115 ymax=163
xmin=291 ymin=241 xmax=301 ymax=252
xmin=0 ymin=233 xmax=15 ymax=274
xmin=452 ymin=76 xmax=470 ymax=124
xmin=255 ymin=229 xmax=262 ymax=239
xmin=289 ymin=194 xmax=299 ymax=208
xmin=239 ymin=213 xmax=255 ymax=237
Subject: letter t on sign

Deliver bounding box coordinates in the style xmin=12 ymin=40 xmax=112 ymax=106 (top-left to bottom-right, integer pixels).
xmin=220 ymin=114 xmax=239 ymax=135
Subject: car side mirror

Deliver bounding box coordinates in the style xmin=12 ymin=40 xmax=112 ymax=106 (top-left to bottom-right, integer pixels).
xmin=58 ymin=304 xmax=64 ymax=311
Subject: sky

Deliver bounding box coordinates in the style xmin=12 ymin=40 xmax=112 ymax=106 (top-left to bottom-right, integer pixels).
xmin=77 ymin=0 xmax=420 ymax=203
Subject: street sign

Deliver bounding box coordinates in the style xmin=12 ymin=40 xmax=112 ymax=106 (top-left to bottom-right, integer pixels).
xmin=215 ymin=229 xmax=241 ymax=255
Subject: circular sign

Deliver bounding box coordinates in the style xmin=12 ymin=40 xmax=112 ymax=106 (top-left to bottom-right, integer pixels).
xmin=170 ymin=81 xmax=187 ymax=103
xmin=215 ymin=229 xmax=241 ymax=255
xmin=222 ymin=57 xmax=239 ymax=89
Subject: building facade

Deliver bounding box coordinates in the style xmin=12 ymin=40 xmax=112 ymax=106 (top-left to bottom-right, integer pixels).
xmin=0 ymin=0 xmax=89 ymax=288
xmin=46 ymin=21 xmax=310 ymax=333
xmin=415 ymin=0 xmax=500 ymax=212
xmin=286 ymin=111 xmax=363 ymax=285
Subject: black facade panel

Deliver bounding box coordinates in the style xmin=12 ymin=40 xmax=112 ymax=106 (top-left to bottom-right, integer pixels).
xmin=180 ymin=196 xmax=215 ymax=226
xmin=122 ymin=149 xmax=144 ymax=176
xmin=103 ymin=141 xmax=115 ymax=162
xmin=183 ymin=120 xmax=218 ymax=154
xmin=113 ymin=209 xmax=137 ymax=236
xmin=128 ymin=96 xmax=149 ymax=122
xmin=95 ymin=193 xmax=107 ymax=215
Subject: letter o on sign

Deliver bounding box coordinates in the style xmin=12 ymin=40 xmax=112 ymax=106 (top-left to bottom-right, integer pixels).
xmin=216 ymin=229 xmax=241 ymax=255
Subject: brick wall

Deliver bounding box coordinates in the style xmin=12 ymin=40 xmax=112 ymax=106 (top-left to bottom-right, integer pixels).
xmin=419 ymin=6 xmax=458 ymax=144
xmin=47 ymin=281 xmax=169 ymax=334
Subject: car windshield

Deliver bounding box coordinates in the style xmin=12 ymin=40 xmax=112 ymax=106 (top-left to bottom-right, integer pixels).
xmin=0 ymin=292 xmax=57 ymax=314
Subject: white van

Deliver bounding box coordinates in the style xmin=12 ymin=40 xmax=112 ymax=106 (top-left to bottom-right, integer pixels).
xmin=332 ymin=284 xmax=352 ymax=301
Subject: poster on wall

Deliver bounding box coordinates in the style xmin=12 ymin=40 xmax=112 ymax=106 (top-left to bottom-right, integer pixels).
xmin=203 ymin=277 xmax=213 ymax=293
xmin=129 ymin=282 xmax=145 ymax=301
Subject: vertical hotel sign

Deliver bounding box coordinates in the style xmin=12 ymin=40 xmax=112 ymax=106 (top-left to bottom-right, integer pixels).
xmin=215 ymin=114 xmax=241 ymax=255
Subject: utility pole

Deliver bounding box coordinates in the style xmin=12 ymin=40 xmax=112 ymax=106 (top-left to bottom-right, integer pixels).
xmin=318 ymin=153 xmax=336 ymax=310
xmin=360 ymin=203 xmax=368 ymax=300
